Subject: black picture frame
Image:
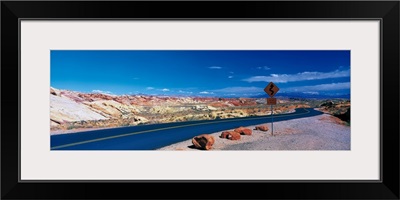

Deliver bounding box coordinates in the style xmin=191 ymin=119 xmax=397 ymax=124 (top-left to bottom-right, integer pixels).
xmin=1 ymin=1 xmax=399 ymax=199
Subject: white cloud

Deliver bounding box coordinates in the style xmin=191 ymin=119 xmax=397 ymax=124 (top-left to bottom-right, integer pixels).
xmin=303 ymin=91 xmax=319 ymax=95
xmin=209 ymin=66 xmax=222 ymax=69
xmin=146 ymin=87 xmax=155 ymax=90
xmin=286 ymin=82 xmax=350 ymax=92
xmin=178 ymin=90 xmax=193 ymax=94
xmin=228 ymin=76 xmax=234 ymax=79
xmin=132 ymin=77 xmax=140 ymax=80
xmin=200 ymin=91 xmax=214 ymax=94
xmin=161 ymin=88 xmax=170 ymax=92
xmin=212 ymin=86 xmax=263 ymax=94
xmin=128 ymin=91 xmax=140 ymax=95
xmin=229 ymin=71 xmax=234 ymax=74
xmin=243 ymin=69 xmax=350 ymax=83
xmin=92 ymin=90 xmax=113 ymax=95
xmin=257 ymin=66 xmax=271 ymax=70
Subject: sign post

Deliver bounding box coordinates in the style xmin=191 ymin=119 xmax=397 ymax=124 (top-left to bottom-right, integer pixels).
xmin=271 ymin=104 xmax=273 ymax=135
xmin=264 ymin=82 xmax=279 ymax=136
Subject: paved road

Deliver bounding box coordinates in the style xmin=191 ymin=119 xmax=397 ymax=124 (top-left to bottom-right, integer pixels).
xmin=51 ymin=108 xmax=323 ymax=150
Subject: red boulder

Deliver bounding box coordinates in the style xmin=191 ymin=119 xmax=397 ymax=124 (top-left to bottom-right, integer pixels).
xmin=255 ymin=125 xmax=269 ymax=131
xmin=192 ymin=134 xmax=215 ymax=150
xmin=220 ymin=131 xmax=241 ymax=140
xmin=220 ymin=131 xmax=230 ymax=139
xmin=234 ymin=127 xmax=252 ymax=135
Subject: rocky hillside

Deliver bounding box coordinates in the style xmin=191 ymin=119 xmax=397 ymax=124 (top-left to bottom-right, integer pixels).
xmin=50 ymin=87 xmax=312 ymax=133
xmin=318 ymin=100 xmax=350 ymax=124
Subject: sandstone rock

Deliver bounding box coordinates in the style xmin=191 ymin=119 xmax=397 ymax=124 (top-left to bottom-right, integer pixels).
xmin=50 ymin=120 xmax=61 ymax=127
xmin=192 ymin=134 xmax=215 ymax=150
xmin=83 ymin=100 xmax=141 ymax=118
xmin=227 ymin=131 xmax=241 ymax=140
xmin=220 ymin=131 xmax=241 ymax=140
xmin=234 ymin=127 xmax=252 ymax=135
xmin=50 ymin=87 xmax=61 ymax=96
xmin=50 ymin=95 xmax=108 ymax=123
xmin=255 ymin=125 xmax=269 ymax=131
xmin=220 ymin=131 xmax=231 ymax=138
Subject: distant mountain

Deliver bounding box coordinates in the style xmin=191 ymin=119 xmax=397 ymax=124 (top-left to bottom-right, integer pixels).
xmin=251 ymin=93 xmax=350 ymax=100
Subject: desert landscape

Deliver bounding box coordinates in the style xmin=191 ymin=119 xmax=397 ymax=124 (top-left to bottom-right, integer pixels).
xmin=50 ymin=87 xmax=350 ymax=137
xmin=50 ymin=50 xmax=351 ymax=150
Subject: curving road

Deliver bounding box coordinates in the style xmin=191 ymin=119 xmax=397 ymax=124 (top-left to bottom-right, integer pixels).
xmin=51 ymin=108 xmax=323 ymax=150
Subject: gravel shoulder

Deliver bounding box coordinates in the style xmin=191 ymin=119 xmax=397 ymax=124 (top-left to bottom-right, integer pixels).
xmin=158 ymin=112 xmax=350 ymax=151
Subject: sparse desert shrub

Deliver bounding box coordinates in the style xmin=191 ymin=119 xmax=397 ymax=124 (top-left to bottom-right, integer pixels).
xmin=67 ymin=124 xmax=75 ymax=130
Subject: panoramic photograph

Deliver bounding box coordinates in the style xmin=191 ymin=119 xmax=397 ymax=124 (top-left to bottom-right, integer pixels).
xmin=50 ymin=50 xmax=350 ymax=150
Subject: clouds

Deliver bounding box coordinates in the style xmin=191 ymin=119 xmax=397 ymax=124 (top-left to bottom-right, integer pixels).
xmin=243 ymin=69 xmax=350 ymax=83
xmin=212 ymin=86 xmax=263 ymax=94
xmin=178 ymin=90 xmax=193 ymax=94
xmin=303 ymin=91 xmax=319 ymax=95
xmin=209 ymin=67 xmax=235 ymax=79
xmin=285 ymin=82 xmax=350 ymax=92
xmin=146 ymin=87 xmax=171 ymax=92
xmin=207 ymin=82 xmax=349 ymax=97
xmin=92 ymin=90 xmax=113 ymax=95
xmin=200 ymin=91 xmax=214 ymax=94
xmin=257 ymin=66 xmax=271 ymax=70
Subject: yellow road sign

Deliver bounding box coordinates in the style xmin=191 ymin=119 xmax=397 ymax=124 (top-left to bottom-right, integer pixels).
xmin=264 ymin=82 xmax=279 ymax=97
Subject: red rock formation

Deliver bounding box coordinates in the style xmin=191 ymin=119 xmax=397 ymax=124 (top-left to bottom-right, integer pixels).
xmin=234 ymin=127 xmax=252 ymax=135
xmin=255 ymin=125 xmax=269 ymax=131
xmin=192 ymin=134 xmax=215 ymax=150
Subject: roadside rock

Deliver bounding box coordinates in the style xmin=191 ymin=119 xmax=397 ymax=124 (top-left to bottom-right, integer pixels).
xmin=255 ymin=125 xmax=269 ymax=131
xmin=192 ymin=134 xmax=215 ymax=150
xmin=234 ymin=127 xmax=252 ymax=135
xmin=220 ymin=131 xmax=231 ymax=139
xmin=220 ymin=131 xmax=241 ymax=140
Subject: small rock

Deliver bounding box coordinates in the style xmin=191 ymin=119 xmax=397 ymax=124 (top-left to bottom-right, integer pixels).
xmin=228 ymin=131 xmax=241 ymax=140
xmin=192 ymin=134 xmax=215 ymax=150
xmin=234 ymin=127 xmax=252 ymax=135
xmin=255 ymin=125 xmax=269 ymax=131
xmin=220 ymin=131 xmax=231 ymax=138
xmin=221 ymin=131 xmax=241 ymax=140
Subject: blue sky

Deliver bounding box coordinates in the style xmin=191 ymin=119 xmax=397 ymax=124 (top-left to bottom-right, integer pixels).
xmin=51 ymin=50 xmax=350 ymax=97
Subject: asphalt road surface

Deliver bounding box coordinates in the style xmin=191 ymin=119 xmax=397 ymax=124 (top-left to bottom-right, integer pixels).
xmin=51 ymin=108 xmax=323 ymax=150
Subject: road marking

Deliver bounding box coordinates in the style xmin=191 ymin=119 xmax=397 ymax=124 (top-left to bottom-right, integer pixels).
xmin=51 ymin=108 xmax=311 ymax=150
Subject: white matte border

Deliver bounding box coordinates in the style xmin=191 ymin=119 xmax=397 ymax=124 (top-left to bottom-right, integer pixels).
xmin=20 ymin=20 xmax=380 ymax=180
